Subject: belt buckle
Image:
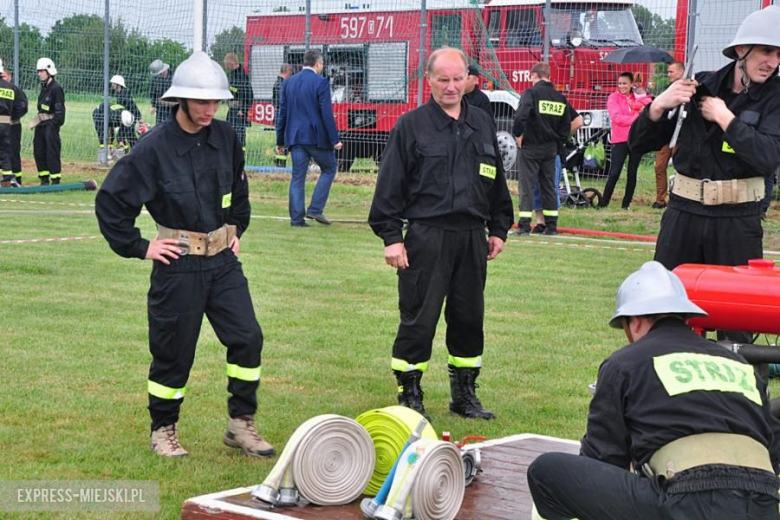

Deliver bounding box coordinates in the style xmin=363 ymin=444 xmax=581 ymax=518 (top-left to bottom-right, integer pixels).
xmin=177 ymin=233 xmax=191 ymax=256
xmin=700 ymin=178 xmax=711 ymax=203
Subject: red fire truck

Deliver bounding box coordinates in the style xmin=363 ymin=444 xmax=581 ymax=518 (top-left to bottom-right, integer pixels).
xmin=246 ymin=0 xmax=647 ymax=171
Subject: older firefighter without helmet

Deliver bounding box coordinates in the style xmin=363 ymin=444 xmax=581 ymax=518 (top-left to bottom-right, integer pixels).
xmin=527 ymin=261 xmax=780 ymax=520
xmin=95 ymin=51 xmax=273 ymax=459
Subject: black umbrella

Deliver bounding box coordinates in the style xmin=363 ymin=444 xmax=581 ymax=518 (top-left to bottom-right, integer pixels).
xmin=600 ymin=45 xmax=674 ymax=64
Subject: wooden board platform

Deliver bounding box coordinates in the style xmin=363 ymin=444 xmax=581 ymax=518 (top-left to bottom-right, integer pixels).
xmin=181 ymin=433 xmax=580 ymax=520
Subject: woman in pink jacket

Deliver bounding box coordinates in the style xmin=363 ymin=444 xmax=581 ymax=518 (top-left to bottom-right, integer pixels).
xmin=599 ymin=72 xmax=652 ymax=209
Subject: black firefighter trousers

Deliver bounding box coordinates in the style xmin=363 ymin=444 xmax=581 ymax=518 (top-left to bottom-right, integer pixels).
xmin=392 ymin=222 xmax=487 ymax=365
xmin=518 ymin=142 xmax=558 ymax=225
xmin=147 ymin=253 xmax=263 ymax=431
xmin=528 ymin=452 xmax=779 ymax=520
xmin=33 ymin=122 xmax=61 ymax=175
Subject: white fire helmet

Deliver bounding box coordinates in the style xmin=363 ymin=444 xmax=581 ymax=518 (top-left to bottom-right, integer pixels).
xmin=110 ymin=75 xmax=126 ymax=88
xmin=36 ymin=57 xmax=57 ymax=76
xmin=723 ymin=5 xmax=780 ymax=60
xmin=149 ymin=59 xmax=170 ymax=76
xmin=161 ymin=51 xmax=232 ymax=101
xmin=121 ymin=110 xmax=135 ymax=127
xmin=609 ymin=261 xmax=707 ymax=329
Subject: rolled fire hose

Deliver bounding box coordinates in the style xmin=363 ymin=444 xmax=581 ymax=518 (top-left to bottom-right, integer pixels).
xmin=374 ymin=438 xmax=465 ymax=520
xmin=251 ymin=414 xmax=375 ymax=507
xmin=356 ymin=406 xmax=439 ymax=496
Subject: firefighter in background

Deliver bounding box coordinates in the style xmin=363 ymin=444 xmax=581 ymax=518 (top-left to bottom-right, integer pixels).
xmin=463 ymin=65 xmax=491 ymax=117
xmin=148 ymin=59 xmax=174 ymax=124
xmin=1 ymin=65 xmax=27 ymax=187
xmin=272 ymin=63 xmax=292 ymax=167
xmin=223 ymin=53 xmax=254 ymax=153
xmin=630 ymin=6 xmax=780 ymax=271
xmin=110 ymin=75 xmax=142 ymax=153
xmin=369 ymin=48 xmax=514 ymax=421
xmin=91 ymin=103 xmax=135 ymax=163
xmin=0 ymin=59 xmax=24 ymax=187
xmin=511 ymin=62 xmax=572 ymax=236
xmin=527 ymin=261 xmax=780 ymax=520
xmin=95 ymin=51 xmax=274 ymax=459
xmin=31 ymin=57 xmax=65 ymax=186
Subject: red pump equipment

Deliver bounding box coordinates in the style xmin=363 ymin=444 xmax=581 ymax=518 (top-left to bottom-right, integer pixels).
xmin=673 ymin=259 xmax=780 ymax=335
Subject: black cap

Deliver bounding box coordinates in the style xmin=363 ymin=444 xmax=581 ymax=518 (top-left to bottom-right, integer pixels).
xmin=468 ymin=65 xmax=480 ymax=77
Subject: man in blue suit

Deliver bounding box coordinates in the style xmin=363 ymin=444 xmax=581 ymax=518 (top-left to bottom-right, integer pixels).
xmin=276 ymin=50 xmax=342 ymax=227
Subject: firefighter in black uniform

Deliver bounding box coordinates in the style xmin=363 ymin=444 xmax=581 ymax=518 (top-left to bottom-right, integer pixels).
xmin=1 ymin=67 xmax=28 ymax=186
xmin=223 ymin=53 xmax=254 ymax=153
xmin=511 ymin=62 xmax=572 ymax=236
xmin=272 ymin=63 xmax=292 ymax=167
xmin=463 ymin=65 xmax=491 ymax=117
xmin=32 ymin=57 xmax=65 ymax=185
xmin=527 ymin=261 xmax=780 ymax=520
xmin=110 ymin=75 xmax=142 ymax=152
xmin=369 ymin=48 xmax=514 ymax=422
xmin=0 ymin=61 xmax=27 ymax=187
xmin=95 ymin=51 xmax=274 ymax=459
xmin=148 ymin=59 xmax=173 ymax=124
xmin=629 ymin=6 xmax=780 ymax=272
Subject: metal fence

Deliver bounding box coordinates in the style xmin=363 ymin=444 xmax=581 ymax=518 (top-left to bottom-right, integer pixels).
xmin=0 ymin=0 xmax=770 ymax=172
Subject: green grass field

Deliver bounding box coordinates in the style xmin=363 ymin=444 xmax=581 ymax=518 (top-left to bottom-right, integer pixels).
xmin=2 ymin=140 xmax=779 ymax=518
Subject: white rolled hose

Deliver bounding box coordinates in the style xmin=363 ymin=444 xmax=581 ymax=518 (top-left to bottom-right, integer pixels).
xmin=252 ymin=414 xmax=375 ymax=507
xmin=374 ymin=439 xmax=465 ymax=520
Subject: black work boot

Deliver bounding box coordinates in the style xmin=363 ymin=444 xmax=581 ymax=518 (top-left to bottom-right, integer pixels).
xmin=394 ymin=370 xmax=432 ymax=423
xmin=448 ymin=365 xmax=495 ymax=420
xmin=544 ymin=219 xmax=558 ymax=236
xmin=51 ymin=177 xmax=61 ymax=185
xmin=39 ymin=175 xmax=50 ymax=186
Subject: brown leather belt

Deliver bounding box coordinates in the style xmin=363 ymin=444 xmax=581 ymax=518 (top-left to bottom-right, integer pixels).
xmin=644 ymin=433 xmax=773 ymax=479
xmin=157 ymin=224 xmax=236 ymax=257
xmin=672 ymin=172 xmax=765 ymax=205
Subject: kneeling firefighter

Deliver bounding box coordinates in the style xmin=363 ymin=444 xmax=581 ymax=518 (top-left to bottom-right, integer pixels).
xmin=526 ymin=261 xmax=780 ymax=520
xmin=95 ymin=51 xmax=274 ymax=459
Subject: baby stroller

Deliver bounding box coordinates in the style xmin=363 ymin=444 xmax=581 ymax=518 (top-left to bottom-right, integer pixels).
xmin=560 ymin=128 xmax=610 ymax=208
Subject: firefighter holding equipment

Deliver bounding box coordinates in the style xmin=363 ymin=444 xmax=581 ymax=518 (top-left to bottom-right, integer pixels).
xmin=0 ymin=60 xmax=27 ymax=187
xmin=32 ymin=57 xmax=65 ymax=185
xmin=369 ymin=48 xmax=514 ymax=422
xmin=95 ymin=51 xmax=274 ymax=459
xmin=527 ymin=261 xmax=780 ymax=520
xmin=629 ymin=6 xmax=780 ymax=272
xmin=511 ymin=62 xmax=572 ymax=236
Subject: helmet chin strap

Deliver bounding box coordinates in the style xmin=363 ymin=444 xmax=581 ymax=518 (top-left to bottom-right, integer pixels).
xmin=179 ymin=99 xmax=198 ymax=128
xmin=737 ymin=45 xmax=755 ymax=92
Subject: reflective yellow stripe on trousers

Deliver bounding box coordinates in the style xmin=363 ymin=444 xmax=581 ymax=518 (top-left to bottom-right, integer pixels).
xmin=148 ymin=380 xmax=186 ymax=400
xmin=226 ymin=363 xmax=261 ymax=382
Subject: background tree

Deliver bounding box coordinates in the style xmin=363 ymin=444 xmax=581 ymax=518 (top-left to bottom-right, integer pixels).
xmin=210 ymin=26 xmax=246 ymax=66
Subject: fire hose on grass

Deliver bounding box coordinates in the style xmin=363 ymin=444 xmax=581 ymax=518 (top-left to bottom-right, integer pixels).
xmin=252 ymin=414 xmax=375 ymax=506
xmin=0 ymin=179 xmax=98 ymax=194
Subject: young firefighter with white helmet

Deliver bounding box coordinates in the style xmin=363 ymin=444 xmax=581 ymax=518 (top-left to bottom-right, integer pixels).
xmin=0 ymin=59 xmax=27 ymax=187
xmin=95 ymin=51 xmax=274 ymax=459
xmin=629 ymin=7 xmax=780 ymax=297
xmin=527 ymin=261 xmax=780 ymax=520
xmin=32 ymin=57 xmax=65 ymax=185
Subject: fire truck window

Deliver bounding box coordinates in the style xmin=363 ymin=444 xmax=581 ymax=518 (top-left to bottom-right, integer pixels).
xmin=505 ymin=10 xmax=542 ymax=48
xmin=431 ymin=14 xmax=462 ymax=50
xmin=326 ymin=45 xmax=367 ymax=103
xmin=487 ymin=11 xmax=501 ymax=47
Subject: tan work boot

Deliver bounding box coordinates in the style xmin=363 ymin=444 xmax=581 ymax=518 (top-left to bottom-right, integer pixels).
xmin=223 ymin=415 xmax=276 ymax=457
xmin=150 ymin=424 xmax=188 ymax=458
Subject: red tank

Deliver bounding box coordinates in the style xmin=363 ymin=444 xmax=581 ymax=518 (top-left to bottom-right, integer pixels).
xmin=673 ymin=260 xmax=780 ymax=335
